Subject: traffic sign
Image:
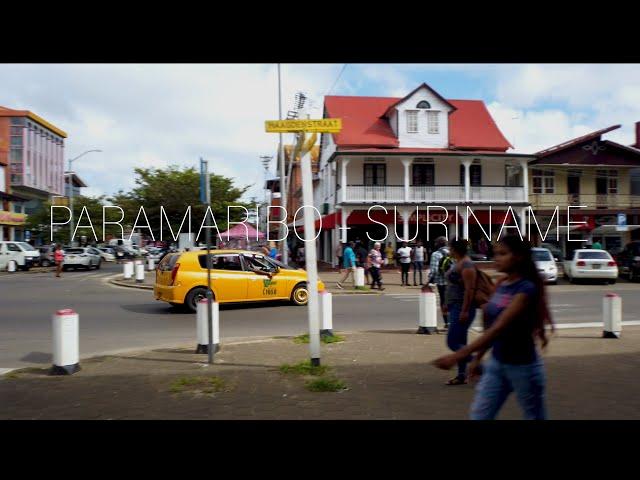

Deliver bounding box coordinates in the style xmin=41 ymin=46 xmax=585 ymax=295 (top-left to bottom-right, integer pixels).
xmin=265 ymin=118 xmax=342 ymax=133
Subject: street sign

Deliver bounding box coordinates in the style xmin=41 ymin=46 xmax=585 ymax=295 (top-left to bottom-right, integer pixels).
xmin=618 ymin=213 xmax=627 ymax=227
xmin=617 ymin=213 xmax=628 ymax=232
xmin=265 ymin=118 xmax=342 ymax=133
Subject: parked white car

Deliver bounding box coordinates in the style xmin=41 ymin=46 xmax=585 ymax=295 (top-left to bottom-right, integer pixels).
xmin=62 ymin=247 xmax=102 ymax=270
xmin=97 ymin=247 xmax=116 ymax=262
xmin=563 ymin=249 xmax=618 ymax=284
xmin=0 ymin=241 xmax=40 ymax=271
xmin=532 ymin=247 xmax=558 ymax=284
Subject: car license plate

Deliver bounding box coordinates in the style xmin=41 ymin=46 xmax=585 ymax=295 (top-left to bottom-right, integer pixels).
xmin=593 ymin=264 xmax=601 ymax=269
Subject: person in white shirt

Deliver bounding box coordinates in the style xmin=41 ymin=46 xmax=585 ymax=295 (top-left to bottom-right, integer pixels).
xmin=397 ymin=242 xmax=412 ymax=286
xmin=412 ymin=239 xmax=426 ymax=286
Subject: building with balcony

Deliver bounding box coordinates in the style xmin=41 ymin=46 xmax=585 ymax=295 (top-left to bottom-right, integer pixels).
xmin=0 ymin=106 xmax=66 ymax=243
xmin=529 ymin=123 xmax=640 ymax=257
xmin=310 ymin=83 xmax=534 ymax=266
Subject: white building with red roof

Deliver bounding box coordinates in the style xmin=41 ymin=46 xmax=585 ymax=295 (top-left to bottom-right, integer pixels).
xmin=309 ymin=83 xmax=535 ymax=266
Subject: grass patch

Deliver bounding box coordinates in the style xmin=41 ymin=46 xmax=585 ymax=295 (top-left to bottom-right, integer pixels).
xmin=305 ymin=377 xmax=347 ymax=392
xmin=170 ymin=376 xmax=226 ymax=394
xmin=278 ymin=360 xmax=329 ymax=376
xmin=354 ymin=286 xmax=370 ymax=291
xmin=293 ymin=334 xmax=345 ymax=344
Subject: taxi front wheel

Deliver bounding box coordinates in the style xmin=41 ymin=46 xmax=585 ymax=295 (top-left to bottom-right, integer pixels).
xmin=290 ymin=284 xmax=309 ymax=306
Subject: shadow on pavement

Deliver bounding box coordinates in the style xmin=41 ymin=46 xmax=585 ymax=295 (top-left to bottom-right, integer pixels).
xmin=19 ymin=352 xmax=52 ymax=364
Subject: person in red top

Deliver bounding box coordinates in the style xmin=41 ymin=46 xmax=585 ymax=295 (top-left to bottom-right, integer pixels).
xmin=54 ymin=244 xmax=64 ymax=278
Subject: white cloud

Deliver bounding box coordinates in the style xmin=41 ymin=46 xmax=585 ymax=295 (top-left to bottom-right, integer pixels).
xmin=0 ymin=64 xmax=340 ymax=200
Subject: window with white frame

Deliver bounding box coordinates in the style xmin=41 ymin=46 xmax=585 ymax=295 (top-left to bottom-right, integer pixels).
xmin=532 ymin=169 xmax=555 ymax=194
xmin=427 ymin=111 xmax=439 ymax=134
xmin=596 ymin=169 xmax=618 ymax=194
xmin=406 ymin=111 xmax=418 ymax=133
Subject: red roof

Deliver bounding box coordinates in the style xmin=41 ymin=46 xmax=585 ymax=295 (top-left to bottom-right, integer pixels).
xmin=324 ymin=93 xmax=512 ymax=152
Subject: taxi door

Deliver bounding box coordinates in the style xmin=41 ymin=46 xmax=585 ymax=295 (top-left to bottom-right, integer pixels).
xmin=205 ymin=253 xmax=250 ymax=302
xmin=242 ymin=253 xmax=290 ymax=301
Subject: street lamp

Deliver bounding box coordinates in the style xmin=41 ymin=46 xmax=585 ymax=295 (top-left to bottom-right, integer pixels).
xmin=67 ymin=149 xmax=101 ymax=246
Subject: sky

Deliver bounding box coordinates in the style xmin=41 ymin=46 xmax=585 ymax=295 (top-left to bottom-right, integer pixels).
xmin=1 ymin=64 xmax=639 ymax=202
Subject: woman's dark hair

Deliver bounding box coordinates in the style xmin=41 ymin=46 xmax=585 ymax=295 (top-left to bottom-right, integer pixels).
xmin=449 ymin=239 xmax=468 ymax=257
xmin=498 ymin=236 xmax=553 ymax=347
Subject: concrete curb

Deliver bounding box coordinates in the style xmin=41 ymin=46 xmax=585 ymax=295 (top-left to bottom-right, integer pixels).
xmin=108 ymin=278 xmax=154 ymax=290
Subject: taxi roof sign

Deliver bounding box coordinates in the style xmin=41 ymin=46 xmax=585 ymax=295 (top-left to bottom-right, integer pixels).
xmin=265 ymin=118 xmax=342 ymax=133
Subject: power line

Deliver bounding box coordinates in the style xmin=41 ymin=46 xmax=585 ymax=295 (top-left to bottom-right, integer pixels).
xmin=325 ymin=64 xmax=348 ymax=97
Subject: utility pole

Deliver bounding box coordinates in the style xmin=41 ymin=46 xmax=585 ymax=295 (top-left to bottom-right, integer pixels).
xmin=200 ymin=158 xmax=214 ymax=364
xmin=277 ymin=64 xmax=288 ymax=263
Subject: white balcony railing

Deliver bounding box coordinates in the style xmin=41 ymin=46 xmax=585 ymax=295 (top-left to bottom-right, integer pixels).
xmin=470 ymin=186 xmax=525 ymax=202
xmin=345 ymin=185 xmax=404 ymax=202
xmin=344 ymin=184 xmax=525 ymax=203
xmin=410 ymin=186 xmax=465 ymax=202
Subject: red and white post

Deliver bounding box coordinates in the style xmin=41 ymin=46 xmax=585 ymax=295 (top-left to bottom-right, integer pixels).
xmin=417 ymin=289 xmax=438 ymax=334
xmin=51 ymin=308 xmax=80 ymax=375
xmin=603 ymin=293 xmax=622 ymax=339
xmin=196 ymin=298 xmax=220 ymax=354
xmin=123 ymin=261 xmax=133 ymax=279
xmin=135 ymin=260 xmax=145 ymax=283
xmin=319 ymin=290 xmax=333 ymax=338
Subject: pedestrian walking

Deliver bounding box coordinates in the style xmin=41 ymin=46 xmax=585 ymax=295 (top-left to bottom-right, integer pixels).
xmin=441 ymin=239 xmax=477 ymax=385
xmin=336 ymin=241 xmax=357 ymax=289
xmin=428 ymin=236 xmax=451 ymax=328
xmin=592 ymin=240 xmax=602 ymax=250
xmin=268 ymin=242 xmax=278 ymax=259
xmin=54 ymin=243 xmax=64 ymax=278
xmin=296 ymin=244 xmax=306 ymax=269
xmin=384 ymin=242 xmax=394 ymax=267
xmin=397 ymin=242 xmax=412 ymax=286
xmin=368 ymin=242 xmax=385 ymax=290
xmin=433 ymin=236 xmax=553 ymax=420
xmin=412 ymin=240 xmax=426 ymax=286
xmin=335 ymin=242 xmax=343 ymax=270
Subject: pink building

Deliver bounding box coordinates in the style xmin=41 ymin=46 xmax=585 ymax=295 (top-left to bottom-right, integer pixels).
xmin=0 ymin=106 xmax=67 ymax=242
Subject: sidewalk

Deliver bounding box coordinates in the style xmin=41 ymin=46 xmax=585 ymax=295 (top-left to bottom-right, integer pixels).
xmin=3 ymin=327 xmax=640 ymax=419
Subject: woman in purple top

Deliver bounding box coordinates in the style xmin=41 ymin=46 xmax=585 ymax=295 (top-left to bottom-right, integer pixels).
xmin=433 ymin=236 xmax=554 ymax=420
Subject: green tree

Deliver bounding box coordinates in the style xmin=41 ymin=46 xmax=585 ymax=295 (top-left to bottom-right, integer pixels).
xmin=106 ymin=165 xmax=251 ymax=242
xmin=26 ymin=195 xmax=123 ymax=245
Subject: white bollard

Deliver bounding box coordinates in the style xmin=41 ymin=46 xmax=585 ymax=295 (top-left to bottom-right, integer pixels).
xmin=603 ymin=293 xmax=622 ymax=338
xmin=51 ymin=309 xmax=80 ymax=375
xmin=354 ymin=267 xmax=365 ymax=288
xmin=196 ymin=298 xmax=220 ymax=354
xmin=135 ymin=261 xmax=145 ymax=283
xmin=8 ymin=260 xmax=16 ymax=273
xmin=147 ymin=258 xmax=155 ymax=271
xmin=123 ymin=261 xmax=133 ymax=279
xmin=417 ymin=290 xmax=438 ymax=334
xmin=319 ymin=290 xmax=333 ymax=337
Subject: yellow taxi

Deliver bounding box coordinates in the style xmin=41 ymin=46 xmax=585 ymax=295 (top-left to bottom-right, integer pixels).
xmin=154 ymin=249 xmax=325 ymax=312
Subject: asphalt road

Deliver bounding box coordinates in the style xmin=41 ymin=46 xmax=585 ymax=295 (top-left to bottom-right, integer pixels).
xmin=1 ymin=262 xmax=640 ymax=371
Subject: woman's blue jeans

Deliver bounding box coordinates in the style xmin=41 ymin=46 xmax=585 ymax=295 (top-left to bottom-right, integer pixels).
xmin=470 ymin=355 xmax=547 ymax=420
xmin=446 ymin=302 xmax=476 ymax=378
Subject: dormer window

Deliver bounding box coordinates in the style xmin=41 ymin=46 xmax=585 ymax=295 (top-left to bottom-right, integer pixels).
xmin=416 ymin=100 xmax=431 ymax=109
xmin=427 ymin=111 xmax=439 ymax=134
xmin=406 ymin=111 xmax=418 ymax=133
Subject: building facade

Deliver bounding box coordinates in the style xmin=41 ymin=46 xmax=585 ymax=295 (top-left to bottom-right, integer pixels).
xmin=529 ymin=123 xmax=640 ymax=258
xmin=311 ymin=83 xmax=534 ymax=266
xmin=64 ymin=172 xmax=87 ymax=198
xmin=0 ymin=106 xmax=67 ymax=242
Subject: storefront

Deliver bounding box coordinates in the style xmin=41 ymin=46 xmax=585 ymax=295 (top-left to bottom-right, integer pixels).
xmin=0 ymin=210 xmax=27 ymax=241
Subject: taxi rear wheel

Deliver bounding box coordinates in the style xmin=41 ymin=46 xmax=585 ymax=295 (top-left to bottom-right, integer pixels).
xmin=290 ymin=283 xmax=309 ymax=306
xmin=185 ymin=287 xmax=213 ymax=313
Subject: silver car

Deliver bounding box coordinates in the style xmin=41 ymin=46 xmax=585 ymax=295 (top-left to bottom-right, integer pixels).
xmin=532 ymin=247 xmax=558 ymax=284
xmin=62 ymin=247 xmax=102 ymax=270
